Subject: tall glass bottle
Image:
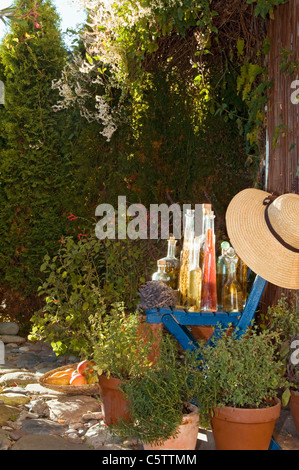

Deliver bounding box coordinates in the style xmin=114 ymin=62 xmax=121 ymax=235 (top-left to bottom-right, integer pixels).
xmin=178 ymin=209 xmax=194 ymax=307
xmin=199 ymin=205 xmax=212 ymax=270
xmin=188 ymin=236 xmax=202 ymax=311
xmin=223 ymin=256 xmax=243 ymax=313
xmin=216 ymin=241 xmax=230 ymax=311
xmin=201 ymin=210 xmax=217 ymax=312
xmin=236 ymin=256 xmax=248 ymax=308
xmin=158 ymin=236 xmax=180 ymax=289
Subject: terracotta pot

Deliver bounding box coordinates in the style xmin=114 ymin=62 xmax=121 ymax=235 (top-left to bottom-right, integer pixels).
xmin=290 ymin=390 xmax=299 ymax=436
xmin=98 ymin=375 xmax=131 ymax=425
xmin=210 ymin=397 xmax=281 ymax=450
xmin=143 ymin=405 xmax=199 ymax=450
xmin=138 ymin=317 xmax=163 ymax=364
xmin=191 ymin=325 xmax=214 ymax=342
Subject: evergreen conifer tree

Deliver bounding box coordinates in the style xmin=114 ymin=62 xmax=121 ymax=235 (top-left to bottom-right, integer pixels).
xmin=0 ymin=0 xmax=74 ymax=295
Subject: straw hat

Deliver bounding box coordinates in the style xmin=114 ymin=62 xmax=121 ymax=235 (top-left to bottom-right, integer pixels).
xmin=225 ymin=188 xmax=299 ymax=290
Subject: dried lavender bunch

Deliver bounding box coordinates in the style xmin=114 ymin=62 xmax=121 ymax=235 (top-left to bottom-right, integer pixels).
xmin=138 ymin=281 xmax=178 ymax=310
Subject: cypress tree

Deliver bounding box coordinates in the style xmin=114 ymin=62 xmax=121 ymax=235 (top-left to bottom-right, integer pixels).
xmin=0 ymin=0 xmax=74 ymax=296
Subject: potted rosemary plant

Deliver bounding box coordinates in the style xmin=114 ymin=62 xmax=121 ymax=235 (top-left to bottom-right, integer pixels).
xmin=89 ymin=303 xmax=157 ymax=425
xmin=109 ymin=334 xmax=201 ymax=450
xmin=194 ymin=325 xmax=287 ymax=450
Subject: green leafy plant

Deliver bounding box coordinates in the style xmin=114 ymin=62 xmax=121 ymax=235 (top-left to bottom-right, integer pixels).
xmin=29 ymin=228 xmax=157 ymax=357
xmin=263 ymin=294 xmax=299 ymax=405
xmin=247 ymin=0 xmax=287 ymax=19
xmin=89 ymin=306 xmax=157 ymax=380
xmin=29 ymin=234 xmax=106 ymax=357
xmin=109 ymin=334 xmax=201 ymax=445
xmin=194 ymin=326 xmax=287 ymax=428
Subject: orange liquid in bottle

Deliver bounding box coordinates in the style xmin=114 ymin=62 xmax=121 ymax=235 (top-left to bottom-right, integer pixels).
xmin=201 ymin=228 xmax=217 ymax=312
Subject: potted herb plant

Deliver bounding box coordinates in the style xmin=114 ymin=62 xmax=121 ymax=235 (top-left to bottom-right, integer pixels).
xmin=89 ymin=303 xmax=157 ymax=425
xmin=109 ymin=334 xmax=201 ymax=450
xmin=194 ymin=325 xmax=287 ymax=450
xmin=265 ymin=294 xmax=299 ymax=436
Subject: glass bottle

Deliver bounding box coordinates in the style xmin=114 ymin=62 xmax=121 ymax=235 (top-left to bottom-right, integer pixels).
xmin=223 ymin=256 xmax=243 ymax=313
xmin=236 ymin=256 xmax=248 ymax=308
xmin=178 ymin=209 xmax=194 ymax=307
xmin=216 ymin=241 xmax=230 ymax=311
xmin=188 ymin=236 xmax=203 ymax=311
xmin=152 ymin=261 xmax=171 ymax=285
xmin=201 ymin=210 xmax=217 ymax=312
xmin=157 ymin=236 xmax=180 ymax=289
xmin=199 ymin=205 xmax=212 ymax=270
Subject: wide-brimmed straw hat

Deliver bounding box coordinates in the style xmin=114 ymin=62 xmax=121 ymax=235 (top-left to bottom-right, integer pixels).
xmin=225 ymin=188 xmax=299 ymax=290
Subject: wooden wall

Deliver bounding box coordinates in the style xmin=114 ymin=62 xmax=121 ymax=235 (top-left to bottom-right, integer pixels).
xmin=262 ymin=0 xmax=299 ymax=311
xmin=266 ymin=0 xmax=299 ymax=195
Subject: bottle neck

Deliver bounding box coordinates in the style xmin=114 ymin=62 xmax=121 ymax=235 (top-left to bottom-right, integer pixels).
xmin=228 ymin=260 xmax=237 ymax=279
xmin=167 ymin=241 xmax=177 ymax=258
xmin=183 ymin=210 xmax=195 ymax=242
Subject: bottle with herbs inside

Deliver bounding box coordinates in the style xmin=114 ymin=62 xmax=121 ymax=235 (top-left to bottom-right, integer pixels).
xmin=152 ymin=261 xmax=171 ymax=285
xmin=157 ymin=236 xmax=180 ymax=289
xmin=188 ymin=236 xmax=203 ymax=311
xmin=178 ymin=209 xmax=194 ymax=307
xmin=223 ymin=250 xmax=243 ymax=313
xmin=201 ymin=209 xmax=217 ymax=312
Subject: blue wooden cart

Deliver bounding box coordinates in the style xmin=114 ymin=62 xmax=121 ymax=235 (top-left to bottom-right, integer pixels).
xmin=145 ymin=274 xmax=281 ymax=450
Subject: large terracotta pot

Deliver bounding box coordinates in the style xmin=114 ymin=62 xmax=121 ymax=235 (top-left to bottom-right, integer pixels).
xmin=210 ymin=398 xmax=281 ymax=450
xmin=143 ymin=405 xmax=199 ymax=450
xmin=290 ymin=390 xmax=299 ymax=436
xmin=138 ymin=317 xmax=163 ymax=364
xmin=98 ymin=375 xmax=131 ymax=425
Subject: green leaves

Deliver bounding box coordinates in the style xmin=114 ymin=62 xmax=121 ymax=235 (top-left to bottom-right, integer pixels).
xmin=194 ymin=326 xmax=288 ymax=427
xmin=246 ymin=0 xmax=286 ymax=18
xmin=90 ymin=308 xmax=156 ymax=380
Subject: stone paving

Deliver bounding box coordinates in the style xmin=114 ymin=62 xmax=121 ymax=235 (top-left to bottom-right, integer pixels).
xmin=0 ymin=322 xmax=298 ymax=451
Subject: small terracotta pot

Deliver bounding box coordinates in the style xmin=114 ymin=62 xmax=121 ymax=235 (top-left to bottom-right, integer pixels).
xmin=290 ymin=390 xmax=299 ymax=436
xmin=143 ymin=405 xmax=199 ymax=450
xmin=210 ymin=398 xmax=281 ymax=450
xmin=98 ymin=375 xmax=131 ymax=425
xmin=191 ymin=325 xmax=214 ymax=342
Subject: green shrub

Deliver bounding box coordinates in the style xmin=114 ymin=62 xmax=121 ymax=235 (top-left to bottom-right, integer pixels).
xmin=29 ymin=231 xmax=157 ymax=356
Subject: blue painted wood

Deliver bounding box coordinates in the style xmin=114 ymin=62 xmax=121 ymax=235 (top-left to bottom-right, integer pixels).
xmin=161 ymin=313 xmax=199 ymax=352
xmin=145 ymin=274 xmax=281 ymax=451
xmin=233 ymin=275 xmax=267 ymax=338
xmin=269 ymin=438 xmax=281 ymax=450
xmin=146 ymin=275 xmax=267 ymax=339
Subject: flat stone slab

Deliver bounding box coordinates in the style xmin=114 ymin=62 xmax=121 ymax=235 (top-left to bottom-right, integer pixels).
xmin=0 ymin=429 xmax=11 ymax=450
xmin=47 ymin=395 xmax=101 ymax=424
xmin=24 ymin=383 xmax=65 ymax=396
xmin=0 ymin=322 xmax=19 ymax=336
xmin=21 ymin=418 xmax=68 ymax=435
xmin=0 ymin=368 xmax=23 ymax=375
xmin=0 ymin=393 xmax=31 ymax=406
xmin=0 ymin=404 xmax=21 ymax=425
xmin=0 ymin=371 xmax=39 ymax=386
xmin=10 ymin=434 xmax=92 ymax=450
xmin=0 ymin=335 xmax=26 ymax=344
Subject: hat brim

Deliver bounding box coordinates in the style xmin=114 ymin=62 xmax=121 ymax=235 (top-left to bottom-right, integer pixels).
xmin=225 ymin=188 xmax=299 ymax=290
